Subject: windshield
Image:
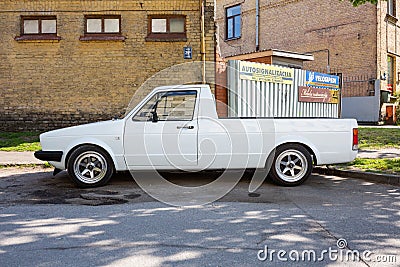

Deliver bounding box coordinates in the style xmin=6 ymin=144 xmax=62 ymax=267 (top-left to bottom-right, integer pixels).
xmin=124 ymin=85 xmax=199 ymax=118
xmin=124 ymin=96 xmax=144 ymax=117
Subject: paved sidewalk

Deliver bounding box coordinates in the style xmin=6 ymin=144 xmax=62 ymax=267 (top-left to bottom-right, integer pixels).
xmin=318 ymin=147 xmax=400 ymax=186
xmin=358 ymin=148 xmax=400 ymax=158
xmin=0 ymin=151 xmax=42 ymax=165
xmin=359 ymin=125 xmax=400 ymax=129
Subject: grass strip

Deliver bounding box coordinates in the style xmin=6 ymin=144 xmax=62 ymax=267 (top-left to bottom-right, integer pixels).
xmin=0 ymin=132 xmax=41 ymax=152
xmin=359 ymin=127 xmax=400 ymax=149
xmin=336 ymin=158 xmax=400 ymax=174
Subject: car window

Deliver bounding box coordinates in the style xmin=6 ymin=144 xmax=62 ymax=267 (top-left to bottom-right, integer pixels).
xmin=133 ymin=90 xmax=197 ymax=121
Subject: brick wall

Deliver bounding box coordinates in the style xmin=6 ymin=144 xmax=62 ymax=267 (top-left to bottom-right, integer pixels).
xmin=377 ymin=0 xmax=400 ymax=94
xmin=0 ymin=0 xmax=215 ymax=131
xmin=215 ymin=51 xmax=228 ymax=117
xmin=216 ymin=0 xmax=379 ymax=96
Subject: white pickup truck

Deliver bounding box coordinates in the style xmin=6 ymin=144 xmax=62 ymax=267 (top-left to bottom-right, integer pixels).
xmin=35 ymin=84 xmax=358 ymax=187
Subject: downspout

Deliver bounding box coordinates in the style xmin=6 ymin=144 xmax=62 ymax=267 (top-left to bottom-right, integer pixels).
xmin=306 ymin=49 xmax=330 ymax=73
xmin=200 ymin=0 xmax=206 ymax=84
xmin=256 ymin=0 xmax=260 ymax=51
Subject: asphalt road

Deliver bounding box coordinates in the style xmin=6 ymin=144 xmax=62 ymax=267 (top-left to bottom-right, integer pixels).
xmin=0 ymin=167 xmax=399 ymax=266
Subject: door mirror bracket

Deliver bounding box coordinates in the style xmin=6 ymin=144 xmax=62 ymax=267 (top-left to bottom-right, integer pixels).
xmin=150 ymin=111 xmax=158 ymax=123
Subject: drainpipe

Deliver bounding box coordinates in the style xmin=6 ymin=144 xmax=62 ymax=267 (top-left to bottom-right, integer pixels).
xmin=306 ymin=49 xmax=330 ymax=73
xmin=200 ymin=0 xmax=206 ymax=84
xmin=256 ymin=0 xmax=260 ymax=51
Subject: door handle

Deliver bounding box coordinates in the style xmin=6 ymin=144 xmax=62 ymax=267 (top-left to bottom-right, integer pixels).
xmin=177 ymin=125 xmax=194 ymax=129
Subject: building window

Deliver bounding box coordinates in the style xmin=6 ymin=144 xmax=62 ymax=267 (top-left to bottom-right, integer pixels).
xmin=387 ymin=55 xmax=396 ymax=92
xmin=388 ymin=0 xmax=396 ymax=17
xmin=80 ymin=15 xmax=125 ymax=41
xmin=146 ymin=15 xmax=187 ymax=41
xmin=15 ymin=16 xmax=61 ymax=41
xmin=23 ymin=17 xmax=56 ymax=34
xmin=226 ymin=5 xmax=241 ymax=40
xmin=85 ymin=15 xmax=121 ymax=34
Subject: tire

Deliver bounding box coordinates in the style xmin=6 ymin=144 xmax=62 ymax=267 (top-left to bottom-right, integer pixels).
xmin=269 ymin=144 xmax=313 ymax=186
xmin=67 ymin=145 xmax=114 ymax=188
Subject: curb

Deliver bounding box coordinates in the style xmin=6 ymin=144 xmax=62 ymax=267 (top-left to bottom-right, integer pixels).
xmin=313 ymin=167 xmax=400 ymax=186
xmin=1 ymin=163 xmax=399 ymax=186
xmin=0 ymin=163 xmax=49 ymax=168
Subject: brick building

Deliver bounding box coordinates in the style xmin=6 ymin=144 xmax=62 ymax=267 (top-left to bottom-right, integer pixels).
xmin=0 ymin=0 xmax=215 ymax=131
xmin=216 ymin=0 xmax=400 ymax=98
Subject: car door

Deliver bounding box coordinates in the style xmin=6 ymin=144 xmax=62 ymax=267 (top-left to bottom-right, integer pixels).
xmin=124 ymin=89 xmax=198 ymax=169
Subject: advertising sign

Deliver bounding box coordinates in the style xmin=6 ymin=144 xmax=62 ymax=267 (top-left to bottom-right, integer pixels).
xmin=298 ymin=86 xmax=339 ymax=104
xmin=239 ymin=61 xmax=294 ymax=85
xmin=306 ymin=71 xmax=340 ymax=90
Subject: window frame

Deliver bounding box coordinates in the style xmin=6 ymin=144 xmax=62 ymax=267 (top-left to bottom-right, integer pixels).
xmin=225 ymin=4 xmax=241 ymax=41
xmin=387 ymin=0 xmax=396 ymax=17
xmin=387 ymin=55 xmax=396 ymax=93
xmin=132 ymin=90 xmax=197 ymax=122
xmin=80 ymin=15 xmax=125 ymax=41
xmin=146 ymin=15 xmax=187 ymax=42
xmin=15 ymin=15 xmax=61 ymax=41
xmin=84 ymin=15 xmax=122 ymax=35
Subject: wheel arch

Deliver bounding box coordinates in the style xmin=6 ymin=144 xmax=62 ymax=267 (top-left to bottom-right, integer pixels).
xmin=269 ymin=141 xmax=319 ymax=166
xmin=65 ymin=142 xmax=117 ymax=171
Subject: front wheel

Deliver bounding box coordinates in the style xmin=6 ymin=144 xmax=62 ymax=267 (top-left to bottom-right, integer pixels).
xmin=269 ymin=144 xmax=313 ymax=186
xmin=67 ymin=145 xmax=114 ymax=188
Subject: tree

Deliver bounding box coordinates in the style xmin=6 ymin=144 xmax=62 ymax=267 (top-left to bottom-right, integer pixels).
xmin=346 ymin=0 xmax=379 ymax=7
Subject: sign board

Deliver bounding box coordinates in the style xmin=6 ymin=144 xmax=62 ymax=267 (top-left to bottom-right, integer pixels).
xmin=298 ymin=86 xmax=339 ymax=104
xmin=227 ymin=60 xmax=340 ymax=118
xmin=387 ymin=83 xmax=393 ymax=93
xmin=183 ymin=47 xmax=192 ymax=59
xmin=305 ymin=71 xmax=340 ymax=90
xmin=239 ymin=61 xmax=294 ymax=85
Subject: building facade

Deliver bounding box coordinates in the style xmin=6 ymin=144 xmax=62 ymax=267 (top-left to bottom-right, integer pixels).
xmin=216 ymin=0 xmax=400 ymax=98
xmin=0 ymin=0 xmax=215 ymax=131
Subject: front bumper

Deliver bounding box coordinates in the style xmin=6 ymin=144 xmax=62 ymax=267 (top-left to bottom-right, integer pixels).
xmin=34 ymin=150 xmax=63 ymax=162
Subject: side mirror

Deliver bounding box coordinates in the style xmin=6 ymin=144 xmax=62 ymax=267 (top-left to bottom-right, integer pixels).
xmin=150 ymin=111 xmax=158 ymax=123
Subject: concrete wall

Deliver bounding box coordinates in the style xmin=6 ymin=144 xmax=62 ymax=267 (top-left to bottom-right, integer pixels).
xmin=341 ymin=80 xmax=381 ymax=122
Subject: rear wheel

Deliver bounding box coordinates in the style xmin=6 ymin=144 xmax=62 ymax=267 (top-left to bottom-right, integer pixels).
xmin=270 ymin=144 xmax=313 ymax=186
xmin=67 ymin=145 xmax=114 ymax=188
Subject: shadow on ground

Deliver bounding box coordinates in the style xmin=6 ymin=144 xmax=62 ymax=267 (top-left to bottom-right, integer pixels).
xmin=0 ymin=167 xmax=399 ymax=266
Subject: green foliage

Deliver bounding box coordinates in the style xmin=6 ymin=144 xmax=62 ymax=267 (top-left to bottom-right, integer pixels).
xmin=0 ymin=132 xmax=41 ymax=152
xmin=345 ymin=0 xmax=379 ymax=7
